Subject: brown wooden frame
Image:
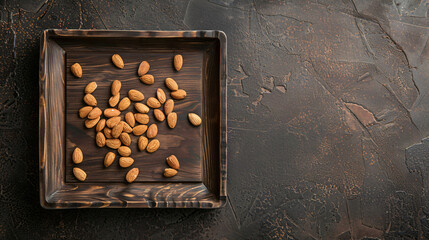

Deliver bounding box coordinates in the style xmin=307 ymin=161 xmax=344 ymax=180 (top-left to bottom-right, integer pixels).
xmin=39 ymin=29 xmax=227 ymax=208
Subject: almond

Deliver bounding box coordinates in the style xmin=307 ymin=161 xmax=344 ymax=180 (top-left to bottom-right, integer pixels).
xmin=157 ymin=88 xmax=166 ymax=104
xmin=163 ymin=168 xmax=178 ymax=178
xmin=154 ymin=109 xmax=165 ymax=122
xmin=122 ymin=122 xmax=133 ymax=133
xmin=106 ymin=139 xmax=121 ymax=149
xmin=109 ymin=94 xmax=120 ymax=107
xmin=147 ymin=139 xmax=160 ymax=153
xmin=118 ymin=146 xmax=131 ymax=157
xmin=83 ymin=93 xmax=97 ymax=106
xmin=138 ymin=136 xmax=148 ymax=151
xmin=118 ymin=97 xmax=131 ymax=111
xmin=135 ymin=103 xmax=150 ymax=113
xmin=188 ymin=113 xmax=202 ymax=126
xmin=147 ymin=97 xmax=161 ymax=108
xmin=112 ymin=54 xmax=124 ymax=69
xmin=73 ymin=167 xmax=87 ymax=181
xmin=119 ymin=157 xmax=134 ymax=168
xmin=165 ymin=78 xmax=179 ymax=91
xmin=120 ymin=132 xmax=131 ymax=146
xmin=88 ymin=107 xmax=102 ymax=119
xmin=85 ymin=117 xmax=100 ymax=128
xmin=96 ymin=132 xmax=106 ymax=147
xmin=84 ymin=82 xmax=97 ymax=94
xmin=174 ymin=54 xmax=183 ymax=71
xmin=167 ymin=112 xmax=177 ymax=128
xmin=112 ymin=122 xmax=124 ymax=138
xmin=132 ymin=125 xmax=148 ymax=136
xmin=79 ymin=106 xmax=93 ymax=118
xmin=166 ymin=155 xmax=180 ymax=170
xmin=96 ymin=119 xmax=106 ymax=132
xmin=126 ymin=168 xmax=139 ymax=183
xmin=138 ymin=61 xmax=150 ymax=76
xmin=106 ymin=116 xmax=121 ymax=128
xmin=104 ymin=128 xmax=113 ymax=139
xmin=71 ymin=63 xmax=82 ymax=78
xmin=104 ymin=108 xmax=121 ymax=118
xmin=146 ymin=124 xmax=158 ymax=138
xmin=135 ymin=113 xmax=149 ymax=124
xmin=139 ymin=74 xmax=154 ymax=85
xmin=111 ymin=80 xmax=121 ymax=95
xmin=125 ymin=112 xmax=135 ymax=127
xmin=72 ymin=147 xmax=83 ymax=164
xmin=104 ymin=152 xmax=116 ymax=167
xmin=128 ymin=89 xmax=145 ymax=101
xmin=164 ymin=99 xmax=174 ymax=115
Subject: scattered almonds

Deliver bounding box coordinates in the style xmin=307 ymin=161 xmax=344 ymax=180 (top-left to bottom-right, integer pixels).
xmin=118 ymin=97 xmax=131 ymax=111
xmin=104 ymin=152 xmax=116 ymax=167
xmin=111 ymin=80 xmax=121 ymax=95
xmin=96 ymin=132 xmax=106 ymax=147
xmin=171 ymin=89 xmax=186 ymax=100
xmin=104 ymin=128 xmax=113 ymax=139
xmin=73 ymin=167 xmax=87 ymax=181
xmin=119 ymin=157 xmax=134 ymax=168
xmin=174 ymin=54 xmax=183 ymax=71
xmin=147 ymin=97 xmax=161 ymax=108
xmin=139 ymin=74 xmax=154 ymax=85
xmin=73 ymin=147 xmax=83 ymax=164
xmin=96 ymin=119 xmax=106 ymax=132
xmin=163 ymin=168 xmax=178 ymax=178
xmin=135 ymin=103 xmax=150 ymax=113
xmin=157 ymin=88 xmax=166 ymax=104
xmin=112 ymin=54 xmax=124 ymax=69
xmin=120 ymin=132 xmax=131 ymax=146
xmin=104 ymin=108 xmax=121 ymax=118
xmin=88 ymin=107 xmax=102 ymax=119
xmin=146 ymin=139 xmax=160 ymax=153
xmin=132 ymin=125 xmax=148 ymax=136
xmin=106 ymin=116 xmax=121 ymax=128
xmin=126 ymin=168 xmax=139 ymax=183
xmin=146 ymin=124 xmax=158 ymax=139
xmin=109 ymin=94 xmax=120 ymax=107
xmin=85 ymin=117 xmax=100 ymax=128
xmin=167 ymin=112 xmax=177 ymax=129
xmin=112 ymin=122 xmax=124 ymax=138
xmin=154 ymin=109 xmax=165 ymax=122
xmin=79 ymin=106 xmax=93 ymax=118
xmin=83 ymin=93 xmax=97 ymax=106
xmin=138 ymin=136 xmax=149 ymax=151
xmin=71 ymin=63 xmax=82 ymax=78
xmin=188 ymin=113 xmax=202 ymax=126
xmin=125 ymin=112 xmax=136 ymax=127
xmin=138 ymin=61 xmax=150 ymax=76
xmin=166 ymin=155 xmax=180 ymax=170
xmin=134 ymin=113 xmax=149 ymax=124
xmin=128 ymin=89 xmax=145 ymax=101
xmin=106 ymin=139 xmax=121 ymax=149
xmin=165 ymin=78 xmax=178 ymax=91
xmin=85 ymin=82 xmax=97 ymax=94
xmin=164 ymin=99 xmax=174 ymax=115
xmin=118 ymin=146 xmax=132 ymax=157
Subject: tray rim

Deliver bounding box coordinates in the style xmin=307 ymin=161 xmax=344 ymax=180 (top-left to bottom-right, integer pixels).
xmin=39 ymin=29 xmax=227 ymax=209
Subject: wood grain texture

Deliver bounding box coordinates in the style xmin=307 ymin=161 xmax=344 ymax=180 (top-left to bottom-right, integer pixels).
xmin=39 ymin=29 xmax=227 ymax=208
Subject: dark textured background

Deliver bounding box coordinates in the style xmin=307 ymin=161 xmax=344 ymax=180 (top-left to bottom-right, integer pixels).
xmin=1 ymin=0 xmax=429 ymax=239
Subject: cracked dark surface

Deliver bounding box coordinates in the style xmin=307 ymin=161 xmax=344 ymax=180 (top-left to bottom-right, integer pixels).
xmin=1 ymin=0 xmax=429 ymax=239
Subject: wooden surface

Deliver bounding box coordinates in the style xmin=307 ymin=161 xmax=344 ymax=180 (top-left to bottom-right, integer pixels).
xmin=39 ymin=30 xmax=226 ymax=208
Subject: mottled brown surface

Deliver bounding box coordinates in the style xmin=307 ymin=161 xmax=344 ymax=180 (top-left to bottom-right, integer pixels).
xmin=2 ymin=0 xmax=429 ymax=238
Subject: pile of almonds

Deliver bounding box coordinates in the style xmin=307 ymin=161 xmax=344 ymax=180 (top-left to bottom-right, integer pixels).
xmin=71 ymin=54 xmax=202 ymax=183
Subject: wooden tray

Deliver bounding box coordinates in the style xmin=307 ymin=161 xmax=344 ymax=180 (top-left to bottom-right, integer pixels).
xmin=39 ymin=30 xmax=227 ymax=208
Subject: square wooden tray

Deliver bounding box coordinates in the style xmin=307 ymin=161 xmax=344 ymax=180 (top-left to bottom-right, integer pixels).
xmin=39 ymin=29 xmax=227 ymax=208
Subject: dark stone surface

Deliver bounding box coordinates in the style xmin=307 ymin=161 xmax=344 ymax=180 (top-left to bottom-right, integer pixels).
xmin=1 ymin=0 xmax=429 ymax=239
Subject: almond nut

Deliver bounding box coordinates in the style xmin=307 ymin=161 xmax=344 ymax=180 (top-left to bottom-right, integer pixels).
xmin=132 ymin=125 xmax=148 ymax=136
xmin=83 ymin=93 xmax=97 ymax=106
xmin=147 ymin=139 xmax=160 ymax=153
xmin=106 ymin=116 xmax=121 ymax=128
xmin=109 ymin=94 xmax=120 ymax=107
xmin=157 ymin=88 xmax=166 ymax=104
xmin=139 ymin=74 xmax=154 ymax=85
xmin=126 ymin=168 xmax=139 ymax=183
xmin=118 ymin=146 xmax=131 ymax=157
xmin=118 ymin=97 xmax=131 ymax=111
xmin=174 ymin=54 xmax=183 ymax=71
xmin=104 ymin=108 xmax=121 ymax=118
xmin=163 ymin=168 xmax=178 ymax=178
xmin=73 ymin=167 xmax=87 ymax=181
xmin=79 ymin=106 xmax=93 ymax=118
xmin=85 ymin=117 xmax=100 ymax=128
xmin=106 ymin=139 xmax=121 ymax=149
xmin=188 ymin=113 xmax=202 ymax=126
xmin=104 ymin=128 xmax=113 ymax=139
xmin=112 ymin=54 xmax=124 ymax=69
xmin=171 ymin=89 xmax=186 ymax=100
xmin=135 ymin=113 xmax=149 ymax=124
xmin=138 ymin=61 xmax=150 ymax=76
xmin=72 ymin=147 xmax=83 ymax=164
xmin=104 ymin=152 xmax=116 ymax=167
xmin=135 ymin=103 xmax=150 ymax=113
xmin=88 ymin=107 xmax=102 ymax=119
xmin=166 ymin=155 xmax=180 ymax=170
xmin=154 ymin=109 xmax=165 ymax=122
xmin=120 ymin=132 xmax=131 ymax=146
xmin=96 ymin=119 xmax=106 ymax=132
xmin=111 ymin=80 xmax=121 ymax=96
xmin=146 ymin=124 xmax=158 ymax=138
xmin=119 ymin=157 xmax=134 ymax=168
xmin=167 ymin=112 xmax=177 ymax=129
xmin=128 ymin=89 xmax=145 ymax=101
xmin=96 ymin=132 xmax=106 ymax=147
xmin=165 ymin=78 xmax=179 ymax=91
xmin=125 ymin=112 xmax=135 ymax=127
xmin=147 ymin=97 xmax=161 ymax=108
xmin=122 ymin=122 xmax=133 ymax=133
xmin=164 ymin=99 xmax=174 ymax=115
xmin=138 ymin=136 xmax=148 ymax=151
xmin=71 ymin=63 xmax=83 ymax=78
xmin=85 ymin=82 xmax=97 ymax=94
xmin=112 ymin=122 xmax=124 ymax=138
